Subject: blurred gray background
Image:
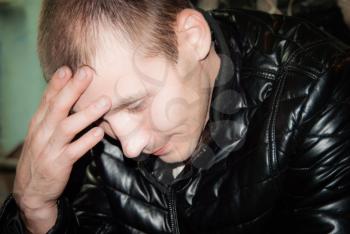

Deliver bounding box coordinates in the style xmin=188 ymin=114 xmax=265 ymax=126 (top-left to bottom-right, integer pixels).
xmin=0 ymin=0 xmax=44 ymax=203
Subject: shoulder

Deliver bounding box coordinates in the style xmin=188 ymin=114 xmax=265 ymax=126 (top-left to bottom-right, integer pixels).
xmin=210 ymin=8 xmax=348 ymax=66
xmin=210 ymin=9 xmax=350 ymax=167
xmin=212 ymin=8 xmax=350 ymax=115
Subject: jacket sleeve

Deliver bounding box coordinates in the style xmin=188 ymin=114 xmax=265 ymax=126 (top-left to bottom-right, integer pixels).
xmin=0 ymin=155 xmax=115 ymax=234
xmin=274 ymin=53 xmax=350 ymax=233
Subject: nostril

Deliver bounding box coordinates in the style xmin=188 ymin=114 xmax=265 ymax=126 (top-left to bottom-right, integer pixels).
xmin=123 ymin=142 xmax=144 ymax=158
xmin=118 ymin=131 xmax=150 ymax=158
xmin=123 ymin=148 xmax=138 ymax=158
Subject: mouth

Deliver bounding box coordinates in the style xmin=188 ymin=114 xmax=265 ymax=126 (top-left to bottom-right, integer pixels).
xmin=152 ymin=144 xmax=169 ymax=156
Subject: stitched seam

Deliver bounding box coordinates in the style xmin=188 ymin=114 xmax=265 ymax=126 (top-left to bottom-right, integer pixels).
xmin=287 ymin=39 xmax=331 ymax=64
xmin=241 ymin=69 xmax=277 ymax=81
xmin=242 ymin=67 xmax=278 ymax=75
xmin=286 ymin=63 xmax=322 ymax=75
xmin=284 ymin=66 xmax=319 ymax=80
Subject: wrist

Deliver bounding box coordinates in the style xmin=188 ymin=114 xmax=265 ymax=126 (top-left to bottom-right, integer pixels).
xmin=12 ymin=193 xmax=58 ymax=234
xmin=19 ymin=203 xmax=58 ymax=234
xmin=13 ymin=192 xmax=56 ymax=210
xmin=20 ymin=202 xmax=57 ymax=219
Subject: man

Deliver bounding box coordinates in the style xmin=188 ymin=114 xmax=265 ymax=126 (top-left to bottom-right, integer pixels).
xmin=1 ymin=0 xmax=350 ymax=233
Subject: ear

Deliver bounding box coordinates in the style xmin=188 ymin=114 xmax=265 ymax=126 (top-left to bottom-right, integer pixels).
xmin=175 ymin=9 xmax=212 ymax=61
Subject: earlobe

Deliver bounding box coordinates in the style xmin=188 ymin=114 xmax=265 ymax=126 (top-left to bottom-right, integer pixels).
xmin=176 ymin=9 xmax=212 ymax=61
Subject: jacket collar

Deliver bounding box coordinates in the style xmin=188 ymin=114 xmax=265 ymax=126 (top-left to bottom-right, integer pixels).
xmin=188 ymin=10 xmax=248 ymax=170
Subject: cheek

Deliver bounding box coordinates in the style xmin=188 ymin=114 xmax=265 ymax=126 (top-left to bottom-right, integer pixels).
xmin=149 ymin=90 xmax=189 ymax=132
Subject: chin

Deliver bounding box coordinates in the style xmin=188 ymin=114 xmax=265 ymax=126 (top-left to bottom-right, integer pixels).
xmin=159 ymin=157 xmax=183 ymax=164
xmin=158 ymin=151 xmax=191 ymax=164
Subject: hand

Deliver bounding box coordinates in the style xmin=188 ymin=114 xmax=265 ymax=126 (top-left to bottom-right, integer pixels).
xmin=13 ymin=67 xmax=111 ymax=233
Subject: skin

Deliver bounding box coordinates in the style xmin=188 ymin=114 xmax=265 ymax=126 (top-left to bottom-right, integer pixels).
xmin=338 ymin=0 xmax=350 ymax=28
xmin=13 ymin=9 xmax=221 ymax=234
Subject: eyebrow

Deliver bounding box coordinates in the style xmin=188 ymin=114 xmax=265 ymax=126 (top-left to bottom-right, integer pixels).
xmin=70 ymin=93 xmax=148 ymax=116
xmin=111 ymin=93 xmax=147 ymax=112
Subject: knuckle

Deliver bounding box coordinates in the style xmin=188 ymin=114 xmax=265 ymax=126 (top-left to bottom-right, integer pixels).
xmin=64 ymin=147 xmax=74 ymax=158
xmin=50 ymin=99 xmax=67 ymax=113
xmin=63 ymin=147 xmax=78 ymax=162
xmin=58 ymin=120 xmax=74 ymax=136
xmin=37 ymin=119 xmax=53 ymax=137
xmin=81 ymin=108 xmax=94 ymax=121
xmin=54 ymin=101 xmax=66 ymax=112
xmin=30 ymin=135 xmax=46 ymax=154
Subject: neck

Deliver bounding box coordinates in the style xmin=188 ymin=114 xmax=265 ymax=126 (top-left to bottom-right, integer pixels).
xmin=205 ymin=44 xmax=221 ymax=89
xmin=202 ymin=44 xmax=221 ymax=124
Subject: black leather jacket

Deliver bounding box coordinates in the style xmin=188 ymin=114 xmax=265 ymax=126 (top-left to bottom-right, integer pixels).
xmin=1 ymin=9 xmax=350 ymax=234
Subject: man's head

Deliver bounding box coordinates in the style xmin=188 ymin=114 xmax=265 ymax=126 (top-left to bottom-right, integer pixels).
xmin=38 ymin=0 xmax=192 ymax=79
xmin=38 ymin=0 xmax=221 ymax=163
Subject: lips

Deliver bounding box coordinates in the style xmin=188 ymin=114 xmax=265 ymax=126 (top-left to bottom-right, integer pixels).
xmin=152 ymin=144 xmax=168 ymax=156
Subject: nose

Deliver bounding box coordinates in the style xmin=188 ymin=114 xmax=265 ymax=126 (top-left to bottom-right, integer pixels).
xmin=106 ymin=116 xmax=150 ymax=158
xmin=120 ymin=132 xmax=149 ymax=158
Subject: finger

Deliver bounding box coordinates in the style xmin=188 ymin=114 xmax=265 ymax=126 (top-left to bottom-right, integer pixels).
xmin=62 ymin=127 xmax=104 ymax=164
xmin=45 ymin=67 xmax=72 ymax=101
xmin=50 ymin=96 xmax=111 ymax=149
xmin=31 ymin=67 xmax=72 ymax=129
xmin=42 ymin=67 xmax=93 ymax=129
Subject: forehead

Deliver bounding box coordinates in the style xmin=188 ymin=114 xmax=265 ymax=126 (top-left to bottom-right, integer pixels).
xmin=73 ymin=31 xmax=171 ymax=111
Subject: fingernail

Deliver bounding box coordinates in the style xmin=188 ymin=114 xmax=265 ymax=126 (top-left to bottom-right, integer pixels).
xmin=97 ymin=98 xmax=108 ymax=109
xmin=93 ymin=128 xmax=104 ymax=137
xmin=77 ymin=68 xmax=87 ymax=80
xmin=57 ymin=68 xmax=66 ymax=79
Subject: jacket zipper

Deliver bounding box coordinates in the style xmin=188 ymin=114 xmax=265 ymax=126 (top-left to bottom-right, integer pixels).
xmin=137 ymin=161 xmax=181 ymax=233
xmin=167 ymin=188 xmax=180 ymax=234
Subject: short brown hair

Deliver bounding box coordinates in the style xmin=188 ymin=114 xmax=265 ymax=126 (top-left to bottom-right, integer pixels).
xmin=38 ymin=0 xmax=191 ymax=80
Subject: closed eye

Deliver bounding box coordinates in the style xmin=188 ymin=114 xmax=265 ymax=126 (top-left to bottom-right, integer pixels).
xmin=127 ymin=99 xmax=147 ymax=113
